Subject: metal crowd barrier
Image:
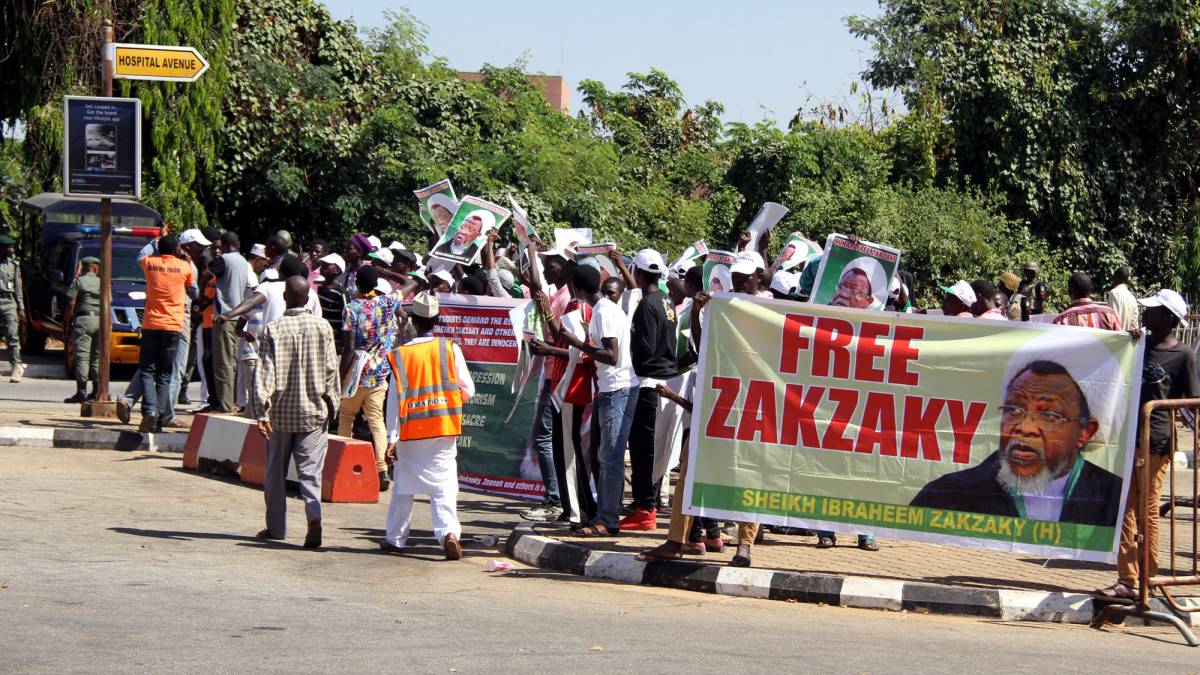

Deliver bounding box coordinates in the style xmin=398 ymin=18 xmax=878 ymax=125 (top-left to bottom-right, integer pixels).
xmin=1095 ymin=398 xmax=1200 ymax=645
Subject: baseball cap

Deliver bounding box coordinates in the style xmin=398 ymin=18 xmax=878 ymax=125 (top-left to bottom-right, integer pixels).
xmin=730 ymin=250 xmax=765 ymax=275
xmin=317 ymin=252 xmax=346 ymax=273
xmin=770 ymin=270 xmax=799 ymax=297
xmin=939 ymin=280 xmax=977 ymax=306
xmin=537 ymin=246 xmax=575 ymax=261
xmin=368 ymin=248 xmax=394 ymax=265
xmin=1139 ymin=289 xmax=1190 ymax=327
xmin=632 ymin=249 xmax=667 ymax=275
xmin=388 ymin=240 xmax=407 ymax=251
xmin=178 ymin=228 xmax=212 ymax=246
xmin=412 ymin=291 xmax=439 ymax=318
xmin=999 ymin=272 xmax=1020 ymax=293
xmin=367 ymin=235 xmax=382 ymax=252
xmin=80 ymin=256 xmax=100 ymax=265
xmin=429 ymin=269 xmax=455 ymax=288
xmin=393 ymin=249 xmax=418 ymax=266
xmin=249 ymin=243 xmax=267 ymax=259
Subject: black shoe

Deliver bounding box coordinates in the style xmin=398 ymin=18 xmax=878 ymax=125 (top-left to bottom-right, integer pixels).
xmin=64 ymin=387 xmax=87 ymax=404
xmin=177 ymin=392 xmax=191 ymax=405
xmin=378 ymin=470 xmax=391 ymax=492
xmin=303 ymin=520 xmax=322 ymax=549
xmin=138 ymin=414 xmax=159 ymax=434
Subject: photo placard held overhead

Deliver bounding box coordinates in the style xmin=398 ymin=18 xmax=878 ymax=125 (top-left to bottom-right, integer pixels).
xmin=429 ymin=196 xmax=511 ymax=266
xmin=414 ymin=179 xmax=458 ymax=235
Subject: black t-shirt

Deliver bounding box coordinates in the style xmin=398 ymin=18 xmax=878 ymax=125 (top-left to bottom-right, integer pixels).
xmin=1141 ymin=343 xmax=1200 ymax=455
xmin=317 ymin=283 xmax=347 ymax=352
xmin=630 ymin=289 xmax=678 ymax=379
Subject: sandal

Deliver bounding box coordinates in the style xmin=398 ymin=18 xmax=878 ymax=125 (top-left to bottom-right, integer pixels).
xmin=816 ymin=535 xmax=836 ymax=549
xmin=635 ymin=544 xmax=685 ymax=562
xmin=1096 ymin=582 xmax=1136 ymax=599
xmin=573 ymin=523 xmax=618 ymax=538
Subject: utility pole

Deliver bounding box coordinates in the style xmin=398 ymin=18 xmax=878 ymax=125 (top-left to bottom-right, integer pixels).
xmin=96 ymin=19 xmax=114 ymax=403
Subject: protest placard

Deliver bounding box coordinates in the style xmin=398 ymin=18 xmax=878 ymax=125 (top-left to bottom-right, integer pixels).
xmin=432 ymin=295 xmax=542 ymax=500
xmin=684 ymin=296 xmax=1142 ymax=561
xmin=670 ymin=240 xmax=709 ymax=273
xmin=554 ymin=228 xmax=592 ymax=253
xmin=808 ymin=234 xmax=901 ymax=310
xmin=771 ymin=232 xmax=823 ymax=271
xmin=576 ymin=242 xmax=619 ymax=280
xmin=508 ymin=194 xmax=547 ymax=291
xmin=745 ymin=202 xmax=789 ymax=251
xmin=429 ymin=195 xmax=511 ymax=266
xmin=702 ymin=250 xmax=737 ymax=292
xmin=414 ymin=179 xmax=458 ymax=235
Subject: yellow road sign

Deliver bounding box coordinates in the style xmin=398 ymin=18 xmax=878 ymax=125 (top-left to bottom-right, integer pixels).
xmin=112 ymin=43 xmax=208 ymax=82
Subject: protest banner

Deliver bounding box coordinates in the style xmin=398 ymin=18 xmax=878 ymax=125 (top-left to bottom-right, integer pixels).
xmin=430 ymin=196 xmax=511 ymax=266
xmin=432 ymin=294 xmax=542 ymax=500
xmin=684 ymin=295 xmax=1142 ymax=561
xmin=414 ymin=179 xmax=458 ymax=235
xmin=670 ymin=240 xmax=709 ymax=273
xmin=808 ymin=234 xmax=901 ymax=310
xmin=554 ymin=227 xmax=593 ymax=253
xmin=771 ymin=232 xmax=823 ymax=272
xmin=744 ymin=202 xmax=789 ymax=251
xmin=576 ymin=242 xmax=619 ymax=280
xmin=703 ymin=250 xmax=737 ymax=292
xmin=508 ymin=194 xmax=548 ymax=291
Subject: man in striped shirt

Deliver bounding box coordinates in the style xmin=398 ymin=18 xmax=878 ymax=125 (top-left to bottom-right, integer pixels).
xmin=1053 ymin=272 xmax=1122 ymax=331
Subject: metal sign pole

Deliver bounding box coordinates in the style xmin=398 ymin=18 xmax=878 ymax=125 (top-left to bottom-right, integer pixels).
xmin=96 ymin=19 xmax=114 ymax=403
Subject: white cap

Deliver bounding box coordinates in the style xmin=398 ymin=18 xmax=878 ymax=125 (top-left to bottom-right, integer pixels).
xmin=411 ymin=291 xmax=439 ymax=318
xmin=731 ymin=250 xmax=764 ymax=275
xmin=429 ymin=269 xmax=455 ymax=288
xmin=248 ymin=243 xmax=267 ymax=259
xmin=375 ymin=278 xmax=392 ymax=294
xmin=497 ymin=268 xmax=515 ymax=288
xmin=388 ymin=240 xmax=407 ymax=251
xmin=260 ymin=268 xmax=280 ymax=281
xmin=770 ymin=270 xmax=800 ymax=297
xmin=179 ymin=228 xmax=212 ymax=246
xmin=633 ymin=249 xmax=667 ymax=275
xmin=367 ymin=235 xmax=382 ymax=251
xmin=537 ymin=246 xmax=575 ymax=261
xmin=317 ymin=252 xmax=346 ymax=273
xmin=368 ymin=248 xmax=394 ymax=265
xmin=940 ymin=280 xmax=978 ymax=307
xmin=1001 ymin=328 xmax=1126 ymax=445
xmin=1139 ymin=289 xmax=1189 ymax=328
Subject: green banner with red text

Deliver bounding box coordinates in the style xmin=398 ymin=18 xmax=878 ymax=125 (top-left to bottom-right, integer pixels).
xmin=684 ymin=294 xmax=1143 ymax=562
xmin=431 ymin=295 xmax=542 ymax=500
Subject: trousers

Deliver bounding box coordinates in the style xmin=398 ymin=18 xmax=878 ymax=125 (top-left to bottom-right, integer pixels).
xmin=1118 ymin=453 xmax=1170 ymax=585
xmin=628 ymin=386 xmax=660 ymax=510
xmin=337 ymin=384 xmax=389 ymax=472
xmin=212 ymin=321 xmax=239 ymax=412
xmin=0 ymin=300 xmax=20 ymax=365
xmin=263 ymin=426 xmax=327 ymax=538
xmin=385 ymin=470 xmax=460 ymax=548
xmin=530 ymin=380 xmax=560 ymax=505
xmin=71 ymin=315 xmax=100 ymax=384
xmin=594 ymin=387 xmax=638 ymax=530
xmin=237 ymin=358 xmax=258 ymax=418
xmin=138 ymin=329 xmax=180 ymax=417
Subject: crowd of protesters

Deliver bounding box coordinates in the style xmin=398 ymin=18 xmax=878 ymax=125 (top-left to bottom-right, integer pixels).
xmin=106 ymin=220 xmax=1197 ymax=594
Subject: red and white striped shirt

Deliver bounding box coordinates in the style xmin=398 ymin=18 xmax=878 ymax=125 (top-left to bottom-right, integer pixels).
xmin=1052 ymin=301 xmax=1123 ymax=331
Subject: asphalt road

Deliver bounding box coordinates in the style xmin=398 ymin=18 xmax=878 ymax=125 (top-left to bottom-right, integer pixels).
xmin=2 ymin=445 xmax=1197 ymax=673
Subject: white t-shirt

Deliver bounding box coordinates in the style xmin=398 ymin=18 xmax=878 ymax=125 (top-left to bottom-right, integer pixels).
xmin=589 ymin=297 xmax=636 ymax=393
xmin=256 ymin=280 xmax=321 ymax=327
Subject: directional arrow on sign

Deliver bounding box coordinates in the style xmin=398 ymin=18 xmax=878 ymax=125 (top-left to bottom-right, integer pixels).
xmin=111 ymin=43 xmax=209 ymax=82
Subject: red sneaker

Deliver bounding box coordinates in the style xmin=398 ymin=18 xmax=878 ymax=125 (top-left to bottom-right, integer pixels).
xmin=618 ymin=507 xmax=658 ymax=531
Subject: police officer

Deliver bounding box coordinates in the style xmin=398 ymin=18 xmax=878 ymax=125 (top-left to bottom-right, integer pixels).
xmin=0 ymin=234 xmax=24 ymax=382
xmin=64 ymin=256 xmax=101 ymax=403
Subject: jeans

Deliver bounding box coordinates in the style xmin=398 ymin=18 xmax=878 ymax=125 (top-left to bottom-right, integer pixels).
xmin=126 ymin=329 xmax=189 ymax=423
xmin=200 ymin=327 xmax=217 ymax=408
xmin=531 ymin=380 xmax=560 ymax=505
xmin=594 ymin=387 xmax=637 ymax=530
xmin=628 ymin=386 xmax=660 ymax=510
xmin=139 ymin=329 xmax=180 ymax=418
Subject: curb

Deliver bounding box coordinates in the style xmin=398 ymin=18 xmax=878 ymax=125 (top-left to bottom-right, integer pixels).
xmin=0 ymin=425 xmax=186 ymax=452
xmin=505 ymin=524 xmax=1200 ymax=625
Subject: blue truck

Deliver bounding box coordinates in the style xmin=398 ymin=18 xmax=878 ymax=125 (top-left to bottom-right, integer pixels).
xmin=17 ymin=193 xmax=163 ymax=376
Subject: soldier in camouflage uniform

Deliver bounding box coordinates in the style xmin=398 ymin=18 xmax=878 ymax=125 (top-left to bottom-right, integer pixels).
xmin=0 ymin=235 xmax=24 ymax=382
xmin=64 ymin=256 xmax=101 ymax=403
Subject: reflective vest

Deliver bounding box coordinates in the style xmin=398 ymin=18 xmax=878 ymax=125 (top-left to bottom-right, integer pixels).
xmin=386 ymin=337 xmax=463 ymax=441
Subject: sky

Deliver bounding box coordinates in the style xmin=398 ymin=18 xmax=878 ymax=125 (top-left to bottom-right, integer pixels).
xmin=323 ymin=1 xmax=891 ymax=127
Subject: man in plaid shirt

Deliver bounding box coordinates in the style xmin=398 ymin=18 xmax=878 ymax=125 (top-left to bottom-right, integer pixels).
xmin=255 ymin=276 xmax=341 ymax=548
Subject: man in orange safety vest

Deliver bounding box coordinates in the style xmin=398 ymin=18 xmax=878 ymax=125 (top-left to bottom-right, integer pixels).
xmin=380 ymin=291 xmax=475 ymax=560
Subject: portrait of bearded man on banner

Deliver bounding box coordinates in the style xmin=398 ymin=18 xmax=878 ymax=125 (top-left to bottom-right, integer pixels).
xmin=910 ymin=330 xmax=1125 ymax=526
xmin=431 ymin=208 xmax=495 ymax=265
xmin=830 ymin=256 xmax=888 ymax=310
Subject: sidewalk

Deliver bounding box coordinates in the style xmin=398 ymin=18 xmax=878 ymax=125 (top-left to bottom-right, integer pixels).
xmin=507 ymin=470 xmax=1200 ymax=624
